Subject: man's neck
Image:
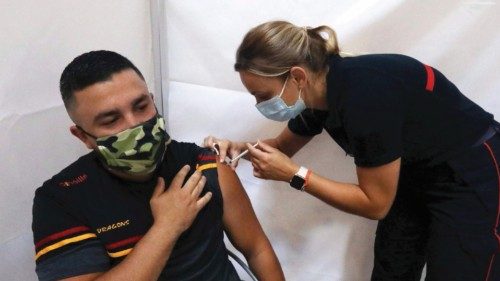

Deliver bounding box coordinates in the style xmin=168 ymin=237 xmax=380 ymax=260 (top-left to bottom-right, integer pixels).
xmin=107 ymin=168 xmax=155 ymax=182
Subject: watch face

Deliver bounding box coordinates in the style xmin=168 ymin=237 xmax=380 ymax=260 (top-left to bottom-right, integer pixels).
xmin=290 ymin=175 xmax=305 ymax=190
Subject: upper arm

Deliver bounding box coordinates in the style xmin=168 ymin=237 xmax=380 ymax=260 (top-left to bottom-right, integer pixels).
xmin=274 ymin=127 xmax=313 ymax=157
xmin=217 ymin=163 xmax=271 ymax=257
xmin=356 ymin=158 xmax=401 ymax=219
xmin=283 ymin=109 xmax=329 ymax=156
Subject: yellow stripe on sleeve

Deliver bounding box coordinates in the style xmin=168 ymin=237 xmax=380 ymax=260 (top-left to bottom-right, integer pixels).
xmin=108 ymin=248 xmax=133 ymax=258
xmin=196 ymin=163 xmax=217 ymax=172
xmin=35 ymin=233 xmax=97 ymax=260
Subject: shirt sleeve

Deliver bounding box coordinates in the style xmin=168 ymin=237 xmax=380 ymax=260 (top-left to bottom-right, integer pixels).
xmin=287 ymin=109 xmax=328 ymax=136
xmin=35 ymin=240 xmax=109 ymax=281
xmin=32 ymin=189 xmax=110 ymax=280
xmin=342 ymin=69 xmax=404 ymax=167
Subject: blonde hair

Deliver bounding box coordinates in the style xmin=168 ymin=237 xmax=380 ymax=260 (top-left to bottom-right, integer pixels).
xmin=235 ymin=20 xmax=339 ymax=77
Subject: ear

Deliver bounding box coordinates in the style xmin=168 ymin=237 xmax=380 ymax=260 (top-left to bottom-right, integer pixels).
xmin=289 ymin=66 xmax=308 ymax=89
xmin=70 ymin=125 xmax=96 ymax=150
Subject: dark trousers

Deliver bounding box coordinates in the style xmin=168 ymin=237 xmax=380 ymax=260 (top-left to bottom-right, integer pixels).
xmin=372 ymin=133 xmax=500 ymax=281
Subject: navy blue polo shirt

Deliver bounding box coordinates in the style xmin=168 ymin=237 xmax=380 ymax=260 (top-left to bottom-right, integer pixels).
xmin=289 ymin=54 xmax=494 ymax=167
xmin=32 ymin=140 xmax=239 ymax=281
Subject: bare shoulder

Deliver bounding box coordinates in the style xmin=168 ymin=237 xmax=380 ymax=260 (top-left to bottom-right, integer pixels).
xmin=216 ymin=161 xmax=249 ymax=201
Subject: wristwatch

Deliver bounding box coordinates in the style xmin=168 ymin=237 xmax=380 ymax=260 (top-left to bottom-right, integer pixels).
xmin=290 ymin=166 xmax=309 ymax=191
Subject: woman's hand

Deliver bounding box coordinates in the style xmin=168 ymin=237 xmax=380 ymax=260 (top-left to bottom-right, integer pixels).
xmin=246 ymin=141 xmax=300 ymax=182
xmin=203 ymin=135 xmax=245 ymax=169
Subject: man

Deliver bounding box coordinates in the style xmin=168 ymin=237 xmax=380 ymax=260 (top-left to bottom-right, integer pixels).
xmin=32 ymin=50 xmax=285 ymax=281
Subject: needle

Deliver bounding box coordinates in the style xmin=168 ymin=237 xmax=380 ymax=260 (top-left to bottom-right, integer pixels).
xmin=229 ymin=142 xmax=259 ymax=164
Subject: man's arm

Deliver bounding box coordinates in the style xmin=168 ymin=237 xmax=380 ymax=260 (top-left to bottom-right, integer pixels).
xmin=41 ymin=166 xmax=211 ymax=281
xmin=217 ymin=163 xmax=285 ymax=281
xmin=63 ymin=222 xmax=180 ymax=281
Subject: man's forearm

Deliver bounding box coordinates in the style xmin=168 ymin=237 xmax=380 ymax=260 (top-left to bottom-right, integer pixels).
xmin=95 ymin=224 xmax=180 ymax=281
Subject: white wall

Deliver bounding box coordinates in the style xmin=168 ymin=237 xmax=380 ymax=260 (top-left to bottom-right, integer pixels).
xmin=0 ymin=1 xmax=154 ymax=280
xmin=164 ymin=1 xmax=500 ymax=280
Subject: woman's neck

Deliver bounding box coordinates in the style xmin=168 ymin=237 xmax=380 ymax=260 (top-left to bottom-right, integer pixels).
xmin=305 ymin=72 xmax=329 ymax=110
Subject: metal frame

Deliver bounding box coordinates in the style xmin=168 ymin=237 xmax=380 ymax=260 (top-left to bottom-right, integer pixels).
xmin=149 ymin=3 xmax=256 ymax=280
xmin=227 ymin=249 xmax=258 ymax=281
xmin=149 ymin=0 xmax=168 ymax=129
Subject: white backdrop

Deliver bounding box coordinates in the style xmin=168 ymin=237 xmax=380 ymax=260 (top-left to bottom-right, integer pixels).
xmin=0 ymin=1 xmax=499 ymax=281
xmin=164 ymin=1 xmax=500 ymax=280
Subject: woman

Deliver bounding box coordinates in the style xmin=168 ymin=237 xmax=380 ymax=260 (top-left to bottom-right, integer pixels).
xmin=204 ymin=21 xmax=500 ymax=280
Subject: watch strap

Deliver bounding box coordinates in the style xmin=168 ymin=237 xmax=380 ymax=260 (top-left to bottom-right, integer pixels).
xmin=290 ymin=166 xmax=309 ymax=191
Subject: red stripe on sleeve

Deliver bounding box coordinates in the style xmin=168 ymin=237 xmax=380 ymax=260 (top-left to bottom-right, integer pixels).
xmin=105 ymin=235 xmax=143 ymax=250
xmin=198 ymin=155 xmax=217 ymax=161
xmin=35 ymin=226 xmax=91 ymax=249
xmin=483 ymin=141 xmax=500 ymax=281
xmin=424 ymin=64 xmax=435 ymax=92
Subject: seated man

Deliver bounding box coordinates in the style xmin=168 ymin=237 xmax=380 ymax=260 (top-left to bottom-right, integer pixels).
xmin=32 ymin=50 xmax=285 ymax=281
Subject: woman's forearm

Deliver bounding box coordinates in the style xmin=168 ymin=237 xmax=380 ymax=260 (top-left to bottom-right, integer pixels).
xmin=304 ymin=172 xmax=385 ymax=220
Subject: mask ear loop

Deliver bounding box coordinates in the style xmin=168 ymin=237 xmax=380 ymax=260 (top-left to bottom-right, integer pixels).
xmin=76 ymin=125 xmax=98 ymax=139
xmin=278 ymin=76 xmax=289 ymax=98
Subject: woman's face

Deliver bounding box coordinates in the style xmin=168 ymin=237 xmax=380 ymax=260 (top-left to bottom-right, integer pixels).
xmin=239 ymin=70 xmax=300 ymax=106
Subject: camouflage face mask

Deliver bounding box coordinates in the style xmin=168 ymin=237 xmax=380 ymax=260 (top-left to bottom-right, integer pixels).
xmin=93 ymin=115 xmax=170 ymax=176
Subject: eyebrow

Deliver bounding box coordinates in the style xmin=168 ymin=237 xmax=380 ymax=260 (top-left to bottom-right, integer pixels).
xmin=92 ymin=92 xmax=150 ymax=124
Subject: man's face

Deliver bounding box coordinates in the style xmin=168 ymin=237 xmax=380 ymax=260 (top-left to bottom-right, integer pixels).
xmin=69 ymin=69 xmax=157 ymax=150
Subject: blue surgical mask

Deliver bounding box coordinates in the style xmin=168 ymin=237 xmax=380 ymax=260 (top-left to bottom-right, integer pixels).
xmin=255 ymin=77 xmax=306 ymax=122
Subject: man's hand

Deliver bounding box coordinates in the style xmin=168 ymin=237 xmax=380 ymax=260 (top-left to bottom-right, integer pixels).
xmin=149 ymin=165 xmax=212 ymax=235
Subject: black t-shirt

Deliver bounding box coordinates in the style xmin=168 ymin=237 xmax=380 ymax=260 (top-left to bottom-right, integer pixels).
xmin=289 ymin=54 xmax=494 ymax=167
xmin=32 ymin=140 xmax=239 ymax=281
